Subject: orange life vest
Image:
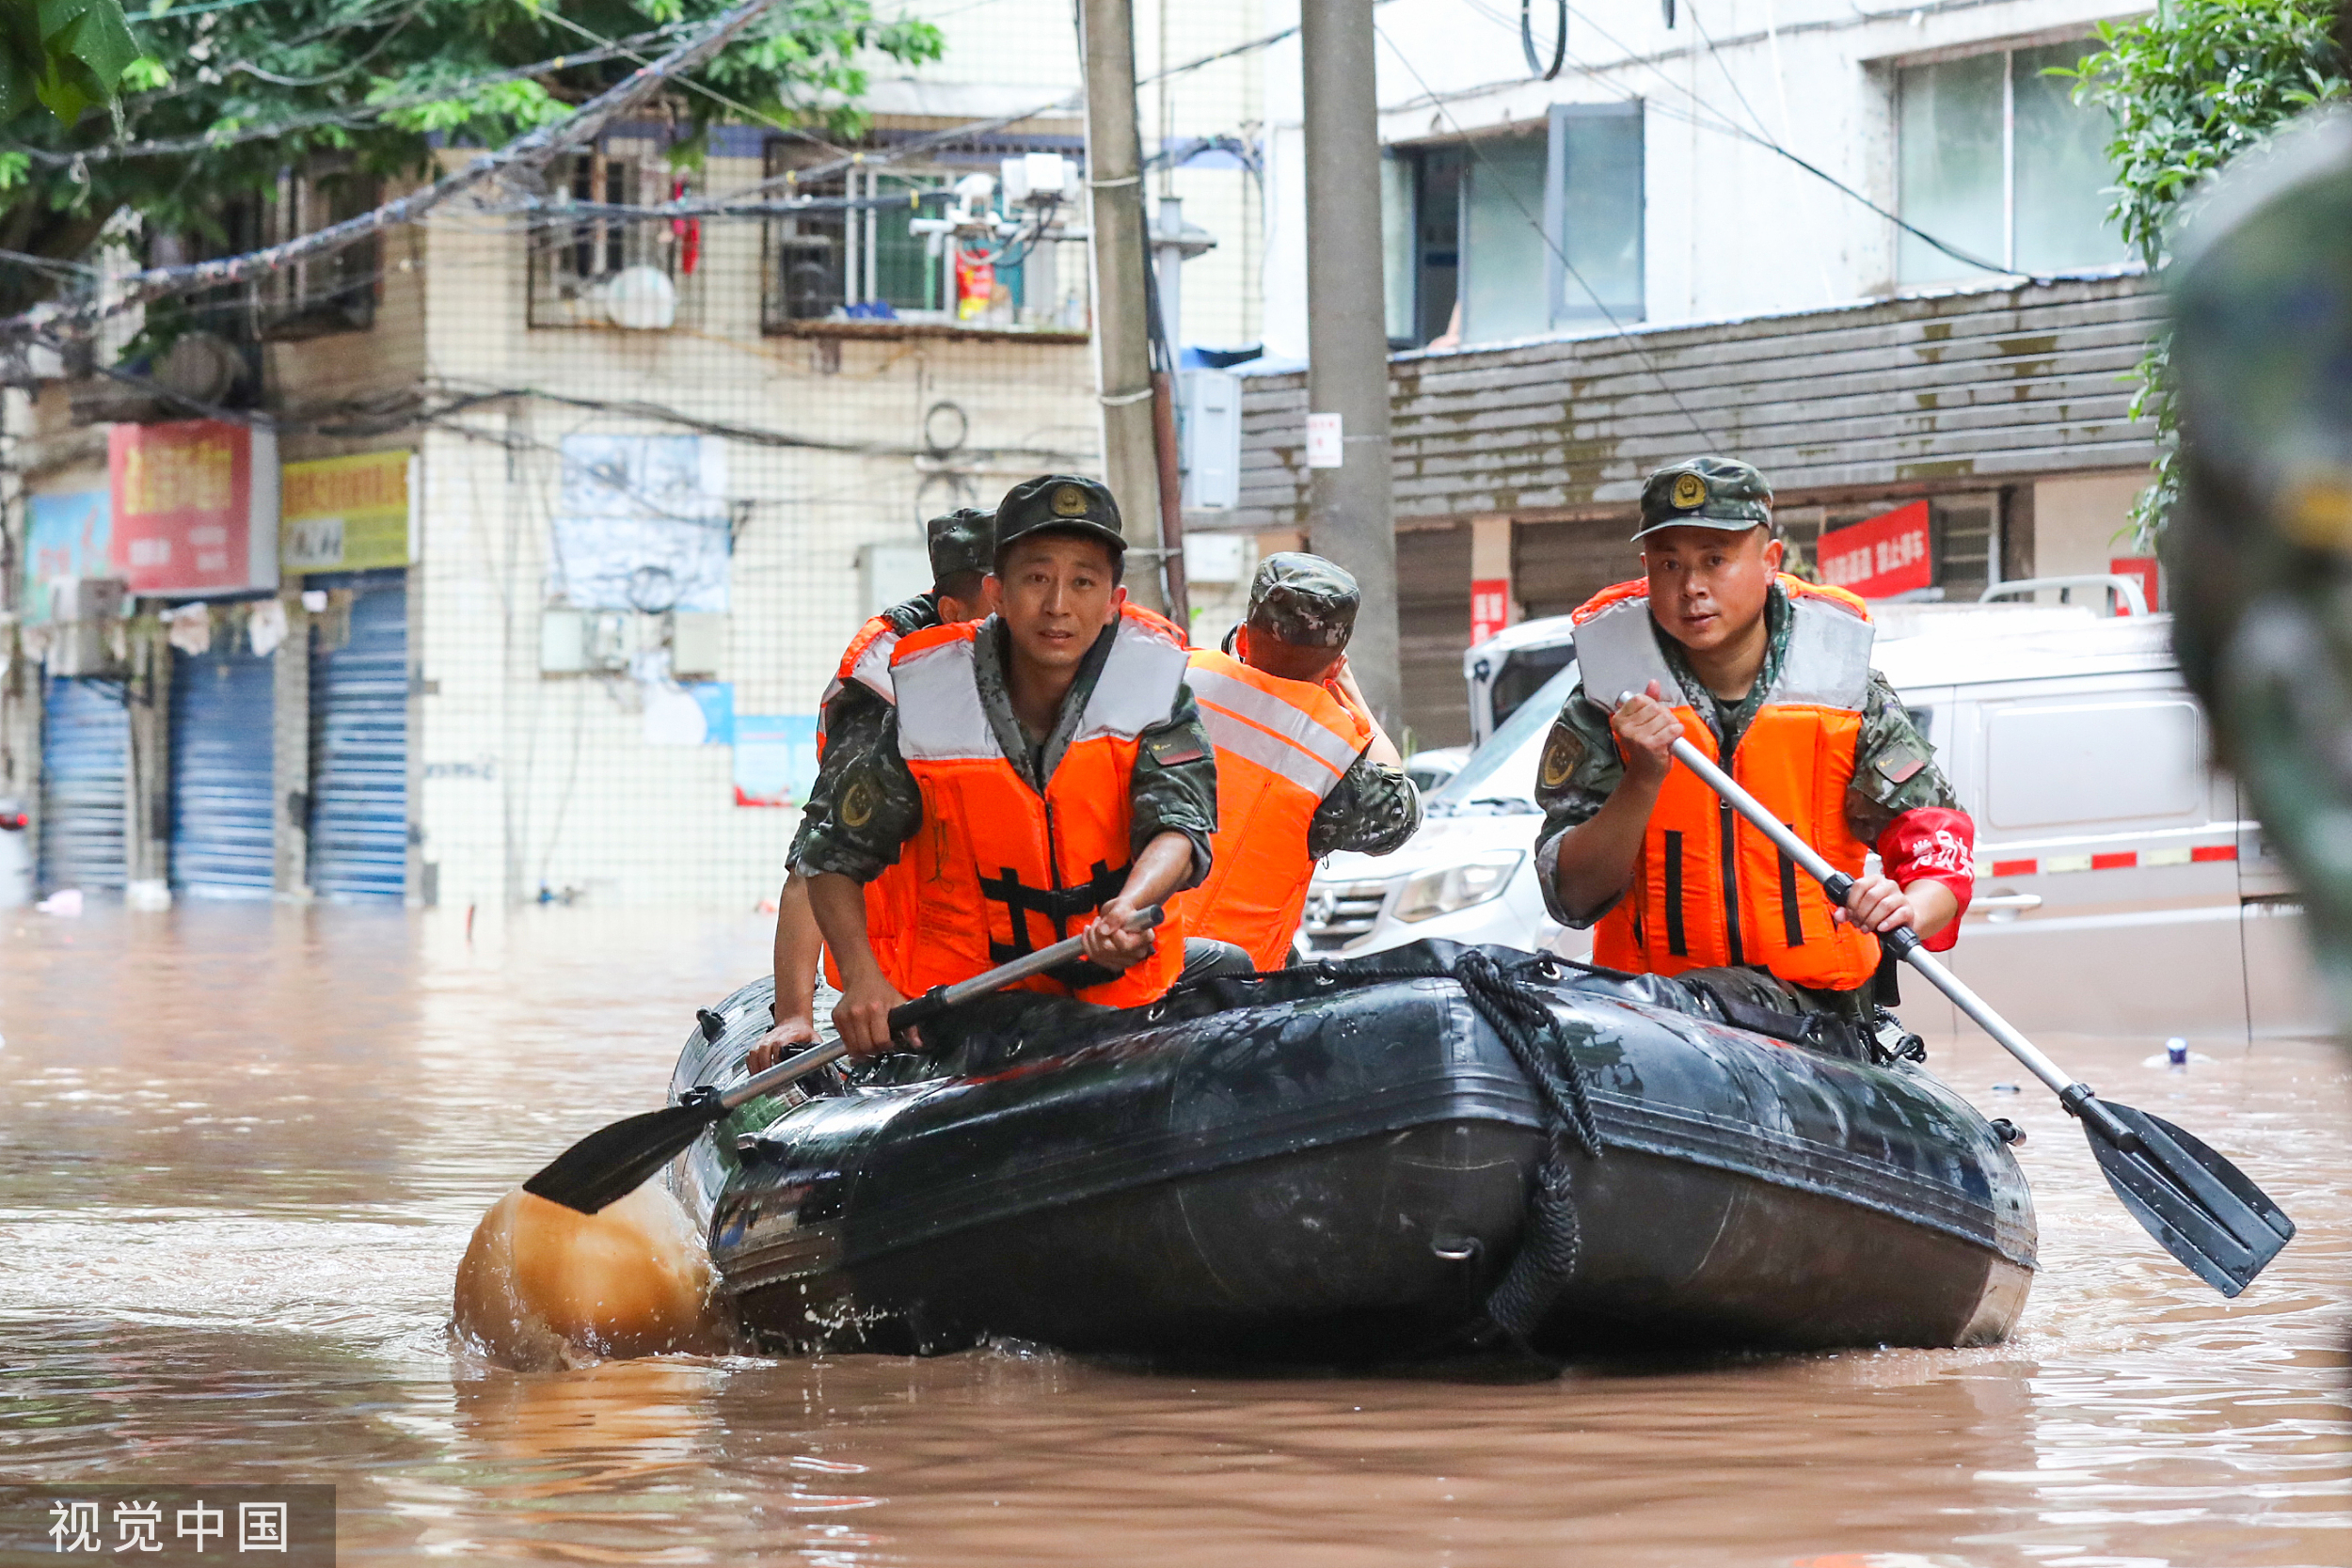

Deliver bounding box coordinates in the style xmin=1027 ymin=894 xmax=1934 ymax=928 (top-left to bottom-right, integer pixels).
xmin=1171 ymin=648 xmax=1374 ymax=969
xmin=1570 ymin=574 xmax=1882 ymax=991
xmin=817 ymin=609 xmax=930 ymax=994
xmin=888 ymin=603 xmax=1193 ymax=1007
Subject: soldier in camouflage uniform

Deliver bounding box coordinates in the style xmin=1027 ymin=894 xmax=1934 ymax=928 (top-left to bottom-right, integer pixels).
xmin=794 ymin=475 xmax=1219 ymax=1053
xmin=752 ymin=508 xmax=997 ymax=1072
xmin=1533 ymin=456 xmax=1979 ymax=1022
xmin=1174 ymin=554 xmax=1421 ymax=970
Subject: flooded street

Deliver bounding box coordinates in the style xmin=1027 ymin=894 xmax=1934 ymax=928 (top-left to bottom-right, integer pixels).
xmin=0 ymin=905 xmax=2344 ymax=1566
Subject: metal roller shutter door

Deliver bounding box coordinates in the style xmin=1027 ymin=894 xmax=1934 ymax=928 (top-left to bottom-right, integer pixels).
xmin=1397 ymin=524 xmax=1473 ymax=750
xmin=38 ymin=674 xmax=127 ymax=894
xmin=169 ymin=639 xmax=276 ymax=898
xmin=308 ymin=583 xmax=408 ymax=902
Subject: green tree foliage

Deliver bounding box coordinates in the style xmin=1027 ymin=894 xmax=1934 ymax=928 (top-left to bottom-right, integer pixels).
xmin=0 ymin=0 xmax=138 ymax=125
xmin=2064 ymin=0 xmax=2348 ymax=543
xmin=0 ymin=0 xmax=944 ymax=317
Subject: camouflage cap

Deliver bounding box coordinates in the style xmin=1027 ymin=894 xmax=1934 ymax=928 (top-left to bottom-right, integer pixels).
xmin=1247 ymin=551 xmax=1360 ymax=647
xmin=925 ymin=508 xmax=995 ymax=584
xmin=1632 ymin=455 xmax=1776 ymax=541
xmin=993 ymin=474 xmax=1125 ymax=562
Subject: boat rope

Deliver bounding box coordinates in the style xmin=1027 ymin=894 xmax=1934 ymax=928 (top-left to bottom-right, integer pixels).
xmin=1321 ymin=947 xmax=1605 ymax=1346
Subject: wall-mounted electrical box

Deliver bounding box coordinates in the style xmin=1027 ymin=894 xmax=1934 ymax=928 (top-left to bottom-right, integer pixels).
xmin=670 ymin=611 xmax=727 ymax=677
xmin=541 ymin=608 xmax=639 ymax=673
xmin=1179 ymin=370 xmax=1242 ymax=511
xmin=1182 ymin=532 xmax=1249 ymax=584
xmin=859 ymin=542 xmax=930 ymax=618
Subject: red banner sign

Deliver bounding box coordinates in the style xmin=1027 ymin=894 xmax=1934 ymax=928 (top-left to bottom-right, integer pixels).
xmin=1816 ymin=500 xmax=1931 ymax=599
xmin=1470 ymin=578 xmax=1511 ymax=645
xmin=108 ymin=420 xmax=279 ymax=597
xmin=2108 ymin=555 xmax=2159 ymax=616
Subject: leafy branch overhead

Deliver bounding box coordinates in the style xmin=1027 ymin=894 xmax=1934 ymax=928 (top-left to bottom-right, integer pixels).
xmin=2062 ymin=0 xmax=2349 ymax=544
xmin=0 ymin=0 xmax=140 ymax=125
xmin=0 ymin=0 xmax=945 ymax=316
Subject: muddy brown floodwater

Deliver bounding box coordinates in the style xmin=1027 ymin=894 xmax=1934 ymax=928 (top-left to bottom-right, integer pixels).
xmin=0 ymin=905 xmax=2345 ymax=1566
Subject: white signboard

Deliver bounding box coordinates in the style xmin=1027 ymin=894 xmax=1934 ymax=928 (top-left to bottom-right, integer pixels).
xmin=1305 ymin=411 xmax=1343 ymax=469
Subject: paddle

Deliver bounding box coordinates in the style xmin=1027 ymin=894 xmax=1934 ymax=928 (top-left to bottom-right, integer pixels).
xmin=524 ymin=906 xmax=1168 ymax=1215
xmin=1640 ymin=710 xmax=2295 ymax=1297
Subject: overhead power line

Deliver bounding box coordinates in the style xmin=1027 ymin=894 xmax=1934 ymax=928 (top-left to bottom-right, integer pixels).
xmin=4 ymin=24 xmax=696 ymax=168
xmin=8 ymin=0 xmax=786 ymax=341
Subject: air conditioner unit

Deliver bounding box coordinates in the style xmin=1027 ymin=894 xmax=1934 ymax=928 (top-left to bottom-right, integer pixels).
xmin=541 ymin=608 xmax=637 ymax=673
xmin=50 ymin=576 xmax=128 ymax=625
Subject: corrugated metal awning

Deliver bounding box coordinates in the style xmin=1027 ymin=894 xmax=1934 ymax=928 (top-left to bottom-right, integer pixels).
xmin=1238 ymin=275 xmax=2159 ymax=530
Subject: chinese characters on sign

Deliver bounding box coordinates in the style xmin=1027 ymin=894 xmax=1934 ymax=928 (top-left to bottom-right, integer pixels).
xmin=107 ymin=420 xmax=280 ymax=597
xmin=733 ymin=714 xmax=819 ymax=807
xmin=1470 ymin=578 xmax=1512 ymax=645
xmin=281 ymin=451 xmax=413 ymax=575
xmin=1815 ymin=499 xmax=1931 ymax=599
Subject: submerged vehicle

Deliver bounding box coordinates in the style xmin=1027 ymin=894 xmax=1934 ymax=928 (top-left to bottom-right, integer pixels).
xmin=666 ymin=943 xmax=2036 ymax=1363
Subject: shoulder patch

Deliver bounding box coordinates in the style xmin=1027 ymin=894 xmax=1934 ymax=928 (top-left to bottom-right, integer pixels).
xmin=1539 ymin=727 xmax=1584 ymax=789
xmin=1872 ymin=745 xmax=1927 ymax=785
xmin=839 ymin=776 xmax=878 ymax=829
xmin=1147 ymin=737 xmax=1207 ymax=767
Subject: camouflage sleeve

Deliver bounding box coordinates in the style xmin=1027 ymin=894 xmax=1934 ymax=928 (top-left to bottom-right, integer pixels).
xmin=1845 ymin=672 xmax=1961 ymax=847
xmin=787 ymin=704 xmax=922 ymax=884
xmin=1307 ymin=756 xmax=1422 ymax=859
xmin=1529 ymin=684 xmax=1629 ymax=926
xmin=1130 ymin=683 xmax=1219 ymax=890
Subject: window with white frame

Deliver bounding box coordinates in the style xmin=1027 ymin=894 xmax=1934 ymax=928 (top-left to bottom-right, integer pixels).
xmin=1897 ymin=40 xmax=2126 ymax=285
xmin=528 ymin=145 xmax=697 ymax=329
xmin=1381 ymin=102 xmax=1644 ymax=351
xmin=759 ymin=139 xmax=1085 ymax=331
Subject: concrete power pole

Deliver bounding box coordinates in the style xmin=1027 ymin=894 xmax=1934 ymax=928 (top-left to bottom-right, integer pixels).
xmin=1076 ymin=0 xmax=1169 ymax=615
xmin=1299 ymin=0 xmax=1402 ymax=727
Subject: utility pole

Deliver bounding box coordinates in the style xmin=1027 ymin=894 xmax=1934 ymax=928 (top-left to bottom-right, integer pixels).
xmin=1299 ymin=0 xmax=1402 ymax=727
xmin=1076 ymin=0 xmax=1169 ymax=615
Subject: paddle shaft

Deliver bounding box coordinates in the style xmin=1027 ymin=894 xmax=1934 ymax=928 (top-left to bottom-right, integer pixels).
xmin=1661 ymin=733 xmax=2130 ymax=1134
xmin=721 ymin=905 xmax=1172 ymax=1108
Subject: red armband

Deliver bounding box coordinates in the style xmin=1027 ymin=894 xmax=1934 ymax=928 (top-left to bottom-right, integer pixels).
xmin=1876 ymin=807 xmax=1976 ymax=952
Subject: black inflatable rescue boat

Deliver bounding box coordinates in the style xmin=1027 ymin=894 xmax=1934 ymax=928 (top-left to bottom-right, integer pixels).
xmin=667 ymin=942 xmax=2036 ymax=1362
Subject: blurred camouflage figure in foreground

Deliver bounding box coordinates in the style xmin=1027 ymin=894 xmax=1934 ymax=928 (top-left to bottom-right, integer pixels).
xmin=2170 ymin=107 xmax=2352 ymax=1033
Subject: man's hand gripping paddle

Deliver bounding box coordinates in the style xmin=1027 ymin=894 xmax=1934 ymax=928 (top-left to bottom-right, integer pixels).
xmin=523 ymin=906 xmax=1168 ymax=1215
xmin=1622 ymin=693 xmax=2295 ymax=1297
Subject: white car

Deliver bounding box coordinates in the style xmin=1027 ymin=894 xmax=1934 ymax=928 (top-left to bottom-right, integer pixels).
xmin=1402 ymin=745 xmax=1469 ymax=795
xmin=1304 ymin=663 xmax=1584 ymax=961
xmin=1307 ymin=607 xmax=2327 ymax=1042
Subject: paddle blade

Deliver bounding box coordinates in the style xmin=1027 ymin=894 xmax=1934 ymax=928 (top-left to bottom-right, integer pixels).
xmin=2084 ymin=1100 xmax=2296 ymax=1297
xmin=523 ymin=1093 xmax=724 ymax=1216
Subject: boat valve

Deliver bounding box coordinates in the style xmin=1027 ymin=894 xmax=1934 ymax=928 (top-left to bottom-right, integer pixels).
xmin=1990 ymin=1117 xmax=2026 ymax=1146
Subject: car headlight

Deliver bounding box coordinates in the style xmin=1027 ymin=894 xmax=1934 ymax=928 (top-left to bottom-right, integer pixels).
xmin=1393 ymin=851 xmax=1525 ymax=923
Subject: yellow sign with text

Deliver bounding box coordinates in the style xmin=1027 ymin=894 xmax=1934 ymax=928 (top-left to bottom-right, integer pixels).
xmin=280 ymin=451 xmax=411 ymax=574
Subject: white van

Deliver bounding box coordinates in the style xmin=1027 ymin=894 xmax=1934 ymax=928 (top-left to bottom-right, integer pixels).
xmin=1305 ymin=606 xmax=2326 ymax=1043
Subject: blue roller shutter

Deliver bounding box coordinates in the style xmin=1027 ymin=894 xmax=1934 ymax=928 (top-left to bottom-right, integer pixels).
xmin=170 ymin=635 xmax=276 ymax=898
xmin=308 ymin=582 xmax=408 ymax=902
xmin=38 ymin=674 xmax=127 ymax=894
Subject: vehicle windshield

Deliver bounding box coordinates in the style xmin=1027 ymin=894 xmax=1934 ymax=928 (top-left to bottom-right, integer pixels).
xmin=1425 ymin=661 xmax=1581 ymax=816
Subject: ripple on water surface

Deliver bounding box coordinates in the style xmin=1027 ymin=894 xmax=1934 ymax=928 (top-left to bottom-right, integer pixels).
xmin=0 ymin=905 xmax=2344 ymax=1566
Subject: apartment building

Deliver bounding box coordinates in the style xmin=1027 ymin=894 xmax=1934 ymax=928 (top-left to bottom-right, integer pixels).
xmin=0 ymin=0 xmax=1275 ymax=909
xmin=1225 ymin=0 xmax=2158 ymax=745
